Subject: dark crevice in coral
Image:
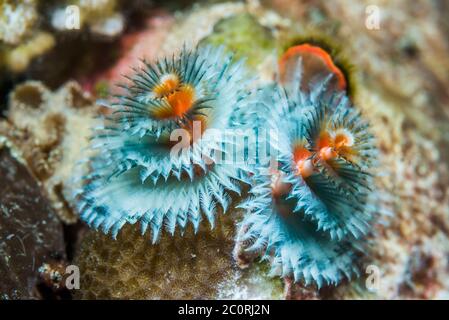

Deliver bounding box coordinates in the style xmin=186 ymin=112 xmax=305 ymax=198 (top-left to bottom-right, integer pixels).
xmin=0 ymin=75 xmax=26 ymax=118
xmin=401 ymin=42 xmax=420 ymax=59
xmin=62 ymin=221 xmax=88 ymax=262
xmin=119 ymin=1 xmax=160 ymax=32
xmin=25 ymin=34 xmax=122 ymax=90
xmin=35 ymin=282 xmax=72 ymax=300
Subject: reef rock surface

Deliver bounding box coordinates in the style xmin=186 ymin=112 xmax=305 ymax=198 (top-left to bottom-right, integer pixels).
xmin=0 ymin=142 xmax=66 ymax=299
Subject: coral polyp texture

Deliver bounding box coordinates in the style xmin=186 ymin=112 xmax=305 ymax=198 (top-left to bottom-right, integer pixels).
xmin=235 ymin=70 xmax=377 ymax=288
xmin=75 ymin=46 xmax=255 ymax=242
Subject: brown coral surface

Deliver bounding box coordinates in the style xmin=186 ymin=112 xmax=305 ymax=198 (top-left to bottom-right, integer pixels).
xmin=0 ymin=143 xmax=66 ymax=299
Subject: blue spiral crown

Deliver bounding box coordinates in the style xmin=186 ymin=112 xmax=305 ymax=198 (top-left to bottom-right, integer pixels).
xmin=75 ymin=46 xmax=257 ymax=242
xmin=236 ymin=70 xmax=377 ymax=287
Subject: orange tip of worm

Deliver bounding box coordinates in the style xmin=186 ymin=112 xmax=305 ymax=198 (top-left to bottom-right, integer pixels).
xmin=279 ymin=44 xmax=347 ymax=91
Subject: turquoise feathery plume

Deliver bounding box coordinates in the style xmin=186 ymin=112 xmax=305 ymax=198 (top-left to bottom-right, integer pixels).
xmin=235 ymin=68 xmax=377 ymax=288
xmin=75 ymin=46 xmax=256 ymax=242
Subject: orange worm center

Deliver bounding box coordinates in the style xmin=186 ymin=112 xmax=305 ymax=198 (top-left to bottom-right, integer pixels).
xmin=293 ymin=146 xmax=314 ymax=178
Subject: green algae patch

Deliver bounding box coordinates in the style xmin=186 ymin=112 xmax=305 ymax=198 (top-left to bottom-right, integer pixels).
xmin=94 ymin=80 xmax=111 ymax=99
xmin=200 ymin=13 xmax=275 ymax=69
